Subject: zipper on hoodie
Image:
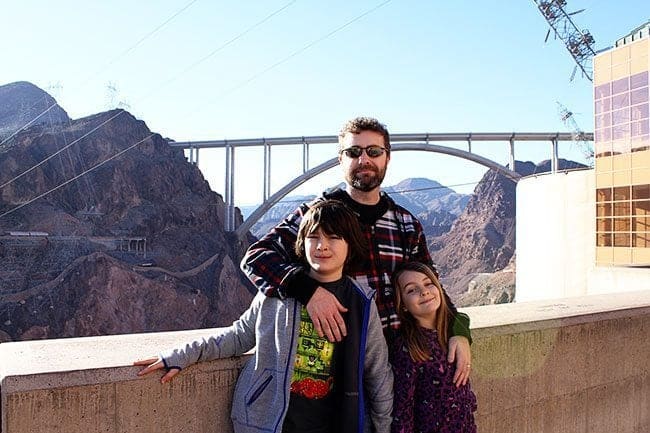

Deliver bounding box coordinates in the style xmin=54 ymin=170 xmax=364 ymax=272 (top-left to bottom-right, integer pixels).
xmin=273 ymin=300 xmax=299 ymax=432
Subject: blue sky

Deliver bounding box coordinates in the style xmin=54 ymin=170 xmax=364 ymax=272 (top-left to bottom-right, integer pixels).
xmin=2 ymin=1 xmax=647 ymax=205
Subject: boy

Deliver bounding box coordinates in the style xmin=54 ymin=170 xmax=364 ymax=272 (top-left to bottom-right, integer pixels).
xmin=135 ymin=200 xmax=393 ymax=433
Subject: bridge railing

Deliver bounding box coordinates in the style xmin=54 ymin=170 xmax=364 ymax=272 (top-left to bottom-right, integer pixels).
xmin=2 ymin=288 xmax=647 ymax=433
xmin=168 ymin=132 xmax=593 ymax=233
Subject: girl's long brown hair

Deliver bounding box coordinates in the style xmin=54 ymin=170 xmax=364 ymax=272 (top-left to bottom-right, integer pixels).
xmin=393 ymin=262 xmax=453 ymax=362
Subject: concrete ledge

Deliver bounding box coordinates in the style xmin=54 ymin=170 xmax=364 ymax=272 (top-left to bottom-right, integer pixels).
xmin=1 ymin=328 xmax=247 ymax=391
xmin=467 ymin=290 xmax=650 ymax=433
xmin=2 ymin=290 xmax=649 ymax=433
xmin=466 ymin=288 xmax=650 ymax=332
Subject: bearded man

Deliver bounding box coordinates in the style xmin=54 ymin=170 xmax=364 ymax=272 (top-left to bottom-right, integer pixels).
xmin=241 ymin=116 xmax=472 ymax=386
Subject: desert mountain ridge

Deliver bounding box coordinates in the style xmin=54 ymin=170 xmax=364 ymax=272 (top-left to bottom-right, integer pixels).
xmin=0 ymin=81 xmax=254 ymax=342
xmin=0 ymin=81 xmax=588 ymax=341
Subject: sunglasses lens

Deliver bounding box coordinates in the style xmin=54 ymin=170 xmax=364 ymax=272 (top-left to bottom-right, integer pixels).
xmin=341 ymin=146 xmax=386 ymax=158
xmin=344 ymin=147 xmax=363 ymax=158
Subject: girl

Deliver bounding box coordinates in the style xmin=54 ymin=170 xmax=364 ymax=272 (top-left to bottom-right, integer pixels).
xmin=390 ymin=262 xmax=477 ymax=433
xmin=134 ymin=200 xmax=393 ymax=433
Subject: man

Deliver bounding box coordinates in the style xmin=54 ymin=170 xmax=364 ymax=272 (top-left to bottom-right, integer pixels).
xmin=241 ymin=116 xmax=472 ymax=385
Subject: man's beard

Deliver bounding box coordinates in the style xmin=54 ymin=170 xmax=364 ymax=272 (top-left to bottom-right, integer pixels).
xmin=347 ymin=165 xmax=386 ymax=192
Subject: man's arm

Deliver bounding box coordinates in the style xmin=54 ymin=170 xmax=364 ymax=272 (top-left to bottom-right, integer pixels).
xmin=240 ymin=203 xmax=309 ymax=299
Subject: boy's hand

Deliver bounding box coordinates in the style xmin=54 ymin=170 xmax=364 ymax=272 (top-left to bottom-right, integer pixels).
xmin=306 ymin=286 xmax=348 ymax=342
xmin=134 ymin=358 xmax=180 ymax=384
xmin=447 ymin=336 xmax=471 ymax=387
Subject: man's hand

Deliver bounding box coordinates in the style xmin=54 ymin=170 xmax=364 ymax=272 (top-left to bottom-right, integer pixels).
xmin=134 ymin=357 xmax=180 ymax=384
xmin=447 ymin=336 xmax=471 ymax=387
xmin=306 ymin=286 xmax=348 ymax=342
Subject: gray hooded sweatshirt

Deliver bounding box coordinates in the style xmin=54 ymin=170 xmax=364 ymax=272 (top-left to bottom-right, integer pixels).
xmin=161 ymin=277 xmax=393 ymax=433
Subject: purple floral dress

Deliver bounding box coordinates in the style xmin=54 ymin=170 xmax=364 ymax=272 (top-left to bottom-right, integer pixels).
xmin=390 ymin=327 xmax=477 ymax=433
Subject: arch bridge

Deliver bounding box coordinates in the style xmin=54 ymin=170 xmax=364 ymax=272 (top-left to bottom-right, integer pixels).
xmin=168 ymin=132 xmax=592 ymax=239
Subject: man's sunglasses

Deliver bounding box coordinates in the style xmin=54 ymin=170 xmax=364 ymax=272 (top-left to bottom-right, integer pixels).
xmin=339 ymin=145 xmax=387 ymax=158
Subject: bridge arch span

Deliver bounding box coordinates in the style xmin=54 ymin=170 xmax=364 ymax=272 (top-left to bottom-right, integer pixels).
xmin=235 ymin=143 xmax=520 ymax=239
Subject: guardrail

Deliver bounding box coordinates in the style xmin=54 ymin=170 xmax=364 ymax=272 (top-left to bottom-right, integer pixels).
xmin=1 ymin=290 xmax=648 ymax=433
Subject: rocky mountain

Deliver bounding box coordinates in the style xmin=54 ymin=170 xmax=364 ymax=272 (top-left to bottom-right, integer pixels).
xmin=385 ymin=178 xmax=470 ymax=239
xmin=384 ymin=178 xmax=469 ymax=216
xmin=0 ymin=82 xmax=70 ymax=137
xmin=244 ymin=179 xmax=471 ymax=240
xmin=0 ymin=82 xmax=254 ymax=342
xmin=453 ymin=255 xmax=516 ymax=307
xmin=418 ymin=208 xmax=460 ymax=238
xmin=431 ymin=159 xmax=587 ymax=298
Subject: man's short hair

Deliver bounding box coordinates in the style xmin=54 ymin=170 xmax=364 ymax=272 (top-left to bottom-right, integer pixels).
xmin=338 ymin=116 xmax=391 ymax=152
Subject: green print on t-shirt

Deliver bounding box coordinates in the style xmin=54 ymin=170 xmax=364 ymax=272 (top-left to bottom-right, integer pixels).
xmin=289 ymin=306 xmax=335 ymax=399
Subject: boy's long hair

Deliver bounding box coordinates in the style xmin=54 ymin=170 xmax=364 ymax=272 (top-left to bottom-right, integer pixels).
xmin=294 ymin=199 xmax=368 ymax=272
xmin=392 ymin=262 xmax=452 ymax=362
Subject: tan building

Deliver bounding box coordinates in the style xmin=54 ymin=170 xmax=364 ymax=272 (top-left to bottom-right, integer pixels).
xmin=593 ymin=20 xmax=650 ymax=265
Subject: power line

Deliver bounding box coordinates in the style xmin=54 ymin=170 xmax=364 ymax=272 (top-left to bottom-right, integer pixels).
xmin=0 ymin=0 xmax=200 ymax=151
xmin=0 ymin=109 xmax=126 ymax=191
xmin=0 ymin=1 xmax=298 ymax=195
xmin=272 ymin=180 xmax=481 ymax=205
xmin=386 ymin=180 xmax=481 ymax=195
xmin=185 ymin=0 xmax=394 ymax=116
xmin=0 ymin=103 xmax=60 ymax=148
xmin=0 ymin=131 xmax=154 ymax=219
xmin=139 ymin=0 xmax=299 ymax=101
xmin=0 ymin=2 xmax=392 ymax=218
xmin=100 ymin=0 xmax=200 ymax=74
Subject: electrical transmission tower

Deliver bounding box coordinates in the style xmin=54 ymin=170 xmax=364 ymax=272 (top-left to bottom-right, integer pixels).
xmin=105 ymin=82 xmax=131 ymax=111
xmin=533 ymin=0 xmax=596 ymax=81
xmin=556 ymin=101 xmax=593 ymax=163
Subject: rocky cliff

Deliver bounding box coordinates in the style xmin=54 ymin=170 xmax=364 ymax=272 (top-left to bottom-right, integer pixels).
xmin=430 ymin=159 xmax=587 ymax=298
xmin=0 ymin=82 xmax=70 ymax=138
xmin=0 ymin=82 xmax=254 ymax=342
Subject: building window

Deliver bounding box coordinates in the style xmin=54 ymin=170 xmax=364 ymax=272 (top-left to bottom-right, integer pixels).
xmin=596 ymin=185 xmax=650 ymax=250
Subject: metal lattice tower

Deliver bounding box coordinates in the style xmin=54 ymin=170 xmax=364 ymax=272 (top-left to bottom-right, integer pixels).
xmin=533 ymin=0 xmax=596 ymax=81
xmin=556 ymin=101 xmax=594 ymax=162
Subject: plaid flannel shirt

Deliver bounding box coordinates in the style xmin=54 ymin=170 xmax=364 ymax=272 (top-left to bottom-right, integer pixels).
xmin=240 ymin=189 xmax=471 ymax=341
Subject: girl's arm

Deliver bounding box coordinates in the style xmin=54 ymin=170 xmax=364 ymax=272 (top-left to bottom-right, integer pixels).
xmin=390 ymin=338 xmax=417 ymax=433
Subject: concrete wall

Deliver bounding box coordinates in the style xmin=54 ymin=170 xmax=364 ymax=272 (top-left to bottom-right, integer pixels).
xmin=516 ymin=169 xmax=596 ymax=301
xmin=0 ymin=329 xmax=249 ymax=433
xmin=2 ymin=290 xmax=649 ymax=433
xmin=469 ymin=290 xmax=649 ymax=433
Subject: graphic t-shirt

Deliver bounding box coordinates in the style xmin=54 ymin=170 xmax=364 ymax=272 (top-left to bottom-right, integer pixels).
xmin=283 ymin=280 xmax=346 ymax=433
xmin=290 ymin=305 xmax=336 ymax=398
